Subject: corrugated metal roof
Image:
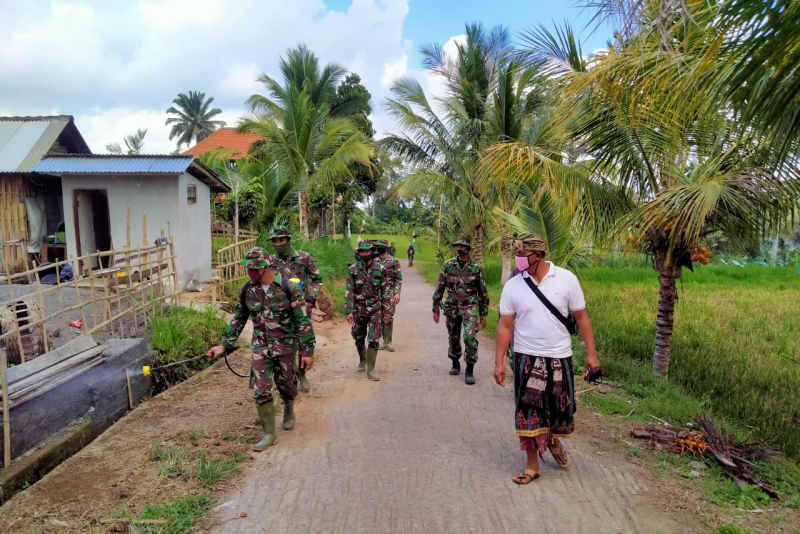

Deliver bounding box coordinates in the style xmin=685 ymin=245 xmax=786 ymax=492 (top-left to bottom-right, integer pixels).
xmin=0 ymin=117 xmax=70 ymax=172
xmin=32 ymin=155 xmax=194 ymax=174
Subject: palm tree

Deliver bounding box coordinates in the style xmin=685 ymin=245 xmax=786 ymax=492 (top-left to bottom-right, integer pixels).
xmin=488 ymin=5 xmax=800 ymax=377
xmin=106 ymin=129 xmax=147 ymax=155
xmin=240 ymin=86 xmax=374 ymax=239
xmin=165 ymin=91 xmax=225 ymax=149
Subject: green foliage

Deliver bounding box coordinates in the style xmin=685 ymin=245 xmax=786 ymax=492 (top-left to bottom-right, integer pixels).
xmin=165 ymin=90 xmax=225 ymax=149
xmin=211 ymin=235 xmax=232 ymax=258
xmin=257 ymin=236 xmax=353 ymax=282
xmin=149 ymin=306 xmax=225 ymax=364
xmin=195 ymin=451 xmax=240 ymax=488
xmin=713 ymin=524 xmax=754 ymax=534
xmin=133 ymin=493 xmax=212 ymax=534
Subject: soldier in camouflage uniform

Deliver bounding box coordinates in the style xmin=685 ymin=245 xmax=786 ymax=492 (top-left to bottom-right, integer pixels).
xmin=432 ymin=235 xmax=489 ymax=385
xmin=345 ymin=241 xmax=391 ymax=380
xmin=269 ymin=225 xmax=323 ymax=393
xmin=207 ymin=247 xmax=315 ymax=451
xmin=376 ymin=239 xmax=402 ymax=352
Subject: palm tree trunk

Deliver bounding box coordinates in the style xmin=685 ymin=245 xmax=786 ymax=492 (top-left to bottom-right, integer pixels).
xmin=472 ymin=224 xmax=484 ymax=266
xmin=299 ymin=191 xmax=309 ymax=239
xmin=653 ymin=254 xmax=681 ymax=378
xmin=500 ymin=236 xmax=512 ymax=284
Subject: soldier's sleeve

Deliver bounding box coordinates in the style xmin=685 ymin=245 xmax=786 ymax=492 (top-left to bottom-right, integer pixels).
xmin=221 ymin=285 xmax=250 ymax=353
xmin=432 ymin=263 xmax=447 ymax=313
xmin=289 ymin=282 xmax=315 ymax=358
xmin=394 ymin=259 xmax=403 ymax=295
xmin=477 ymin=265 xmax=489 ymax=317
xmin=344 ymin=265 xmax=355 ymax=315
xmin=380 ymin=263 xmax=393 ymax=314
xmin=305 ymin=254 xmax=323 ymax=302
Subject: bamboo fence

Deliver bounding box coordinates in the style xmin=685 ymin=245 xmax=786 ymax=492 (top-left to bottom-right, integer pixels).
xmin=1 ymin=242 xmax=179 ymax=468
xmin=215 ymin=237 xmax=257 ymax=301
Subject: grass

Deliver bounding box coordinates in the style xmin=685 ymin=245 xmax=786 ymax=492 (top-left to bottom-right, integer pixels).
xmin=124 ymin=493 xmax=213 ymax=534
xmin=195 ymin=451 xmax=241 ymax=487
xmin=149 ymin=306 xmax=226 ymax=364
xmin=212 ymin=235 xmax=233 ymax=259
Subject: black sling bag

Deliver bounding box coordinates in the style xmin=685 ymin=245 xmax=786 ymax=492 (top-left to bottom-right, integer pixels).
xmin=521 ymin=275 xmax=578 ymax=335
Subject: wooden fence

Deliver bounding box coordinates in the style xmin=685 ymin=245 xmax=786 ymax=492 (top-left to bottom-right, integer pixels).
xmin=215 ymin=237 xmax=257 ymax=301
xmin=1 ymin=242 xmax=179 ymax=467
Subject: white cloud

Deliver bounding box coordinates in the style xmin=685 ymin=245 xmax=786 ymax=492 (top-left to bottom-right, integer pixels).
xmin=0 ymin=0 xmax=411 ymax=153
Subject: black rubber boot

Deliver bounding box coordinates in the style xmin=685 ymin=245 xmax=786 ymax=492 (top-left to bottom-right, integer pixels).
xmin=357 ymin=341 xmax=366 ymax=372
xmin=449 ymin=358 xmax=461 ymax=375
xmin=282 ymin=399 xmax=295 ymax=430
xmin=465 ymin=363 xmax=475 ymax=385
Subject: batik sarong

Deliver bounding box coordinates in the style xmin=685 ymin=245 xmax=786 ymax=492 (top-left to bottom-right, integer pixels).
xmin=514 ymin=352 xmax=576 ymax=454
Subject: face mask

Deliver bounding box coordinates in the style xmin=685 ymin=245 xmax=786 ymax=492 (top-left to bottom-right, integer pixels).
xmin=376 ymin=247 xmax=387 ymax=255
xmin=515 ymin=256 xmax=529 ymax=272
xmin=248 ymin=269 xmax=262 ymax=284
xmin=274 ymin=243 xmax=291 ymax=256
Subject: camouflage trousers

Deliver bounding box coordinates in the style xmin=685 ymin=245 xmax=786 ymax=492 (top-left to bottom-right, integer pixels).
xmin=249 ymin=345 xmax=296 ymax=405
xmin=351 ymin=311 xmax=383 ymax=349
xmin=445 ymin=306 xmax=480 ymax=364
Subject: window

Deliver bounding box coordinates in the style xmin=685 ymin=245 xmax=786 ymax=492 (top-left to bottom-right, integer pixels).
xmin=187 ymin=184 xmax=197 ymax=204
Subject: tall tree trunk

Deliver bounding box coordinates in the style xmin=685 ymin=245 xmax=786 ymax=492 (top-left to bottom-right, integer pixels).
xmin=298 ymin=191 xmax=309 ymax=239
xmin=653 ymin=253 xmax=681 ymax=377
xmin=500 ymin=236 xmax=512 ymax=284
xmin=472 ymin=224 xmax=484 ymax=266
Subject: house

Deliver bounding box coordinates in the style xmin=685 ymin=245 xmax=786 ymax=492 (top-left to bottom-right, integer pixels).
xmin=182 ymin=127 xmax=263 ymax=166
xmin=0 ymin=116 xmax=229 ymax=284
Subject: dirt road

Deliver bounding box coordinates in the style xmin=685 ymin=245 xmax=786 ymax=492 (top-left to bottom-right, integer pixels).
xmin=207 ymin=266 xmax=691 ymax=534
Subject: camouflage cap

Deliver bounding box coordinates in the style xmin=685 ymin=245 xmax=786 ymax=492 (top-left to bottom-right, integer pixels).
xmin=269 ymin=225 xmax=291 ymax=240
xmin=513 ymin=233 xmax=546 ymax=255
xmin=356 ymin=240 xmax=373 ymax=252
xmin=451 ymin=235 xmax=471 ymax=248
xmin=240 ymin=247 xmax=273 ymax=269
xmin=377 ymin=239 xmax=389 ymax=247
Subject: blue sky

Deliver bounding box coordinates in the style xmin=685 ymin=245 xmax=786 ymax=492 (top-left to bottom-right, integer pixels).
xmin=330 ymin=0 xmax=614 ymax=68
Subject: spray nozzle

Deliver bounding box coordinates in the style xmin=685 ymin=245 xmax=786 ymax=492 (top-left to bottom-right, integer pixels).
xmin=142 ymin=365 xmax=151 ymax=376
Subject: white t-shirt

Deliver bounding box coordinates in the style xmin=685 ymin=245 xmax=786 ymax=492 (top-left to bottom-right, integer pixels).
xmin=498 ymin=263 xmax=586 ymax=358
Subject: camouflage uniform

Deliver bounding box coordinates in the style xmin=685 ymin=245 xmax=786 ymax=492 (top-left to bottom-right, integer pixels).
xmin=269 ymin=225 xmax=322 ymax=393
xmin=376 ymin=239 xmax=402 ymax=350
xmin=432 ymin=240 xmax=489 ymax=366
xmin=221 ymin=250 xmax=315 ymax=405
xmin=345 ymin=241 xmax=391 ymax=377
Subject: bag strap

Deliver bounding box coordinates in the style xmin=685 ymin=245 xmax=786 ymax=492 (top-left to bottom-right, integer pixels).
xmin=521 ymin=275 xmax=571 ymax=330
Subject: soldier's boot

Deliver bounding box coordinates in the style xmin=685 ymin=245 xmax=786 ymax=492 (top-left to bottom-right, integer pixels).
xmin=382 ymin=323 xmax=395 ymax=352
xmin=449 ymin=358 xmax=461 ymax=375
xmin=297 ymin=368 xmax=311 ymax=393
xmin=253 ymin=403 xmax=277 ymax=451
xmin=366 ymin=347 xmax=379 ymax=381
xmin=282 ymin=399 xmax=295 ymax=431
xmin=357 ymin=342 xmax=366 ymax=372
xmin=465 ymin=363 xmax=476 ymax=385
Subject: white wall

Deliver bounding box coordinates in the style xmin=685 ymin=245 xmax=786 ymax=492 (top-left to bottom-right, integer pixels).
xmin=60 ymin=174 xmax=213 ymax=284
xmin=176 ymin=173 xmax=212 ymax=283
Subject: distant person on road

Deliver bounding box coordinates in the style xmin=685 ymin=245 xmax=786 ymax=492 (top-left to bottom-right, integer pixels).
xmin=269 ymin=225 xmax=323 ymax=394
xmin=432 ymin=235 xmax=488 ymax=385
xmin=493 ymin=234 xmax=600 ymax=484
xmin=407 ymin=241 xmax=416 ymax=267
xmin=345 ymin=241 xmax=392 ymax=380
xmin=376 ymin=239 xmax=402 ymax=352
xmin=207 ymin=248 xmax=315 ymax=451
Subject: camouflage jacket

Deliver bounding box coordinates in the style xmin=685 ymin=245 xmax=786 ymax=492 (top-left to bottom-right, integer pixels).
xmin=379 ymin=255 xmax=403 ymax=296
xmin=432 ymin=258 xmax=489 ymax=316
xmin=272 ymin=249 xmax=323 ymax=303
xmin=222 ymin=273 xmax=315 ymax=358
xmin=344 ymin=258 xmax=391 ymax=317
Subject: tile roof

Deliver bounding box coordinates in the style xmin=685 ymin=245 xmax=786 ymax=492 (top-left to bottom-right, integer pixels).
xmin=182 ymin=128 xmax=263 ymax=159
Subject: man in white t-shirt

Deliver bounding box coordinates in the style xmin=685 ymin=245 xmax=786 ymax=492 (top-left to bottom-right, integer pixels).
xmin=494 ymin=234 xmax=600 ymax=485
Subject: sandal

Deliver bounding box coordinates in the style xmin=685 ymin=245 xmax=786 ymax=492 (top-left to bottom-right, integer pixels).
xmin=548 ymin=437 xmax=570 ymax=468
xmin=512 ymin=470 xmax=540 ymax=485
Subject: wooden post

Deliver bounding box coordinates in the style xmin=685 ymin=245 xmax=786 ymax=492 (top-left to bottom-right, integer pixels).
xmin=6 ymin=276 xmax=26 ymax=363
xmin=1 ymin=347 xmax=11 ymax=468
xmin=142 ymin=213 xmax=147 ymax=247
xmin=125 ymin=368 xmax=134 ymax=410
xmin=169 ymin=240 xmax=179 ymax=305
xmin=331 ymin=188 xmax=336 ymax=239
xmin=33 ymin=269 xmax=49 ymax=353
